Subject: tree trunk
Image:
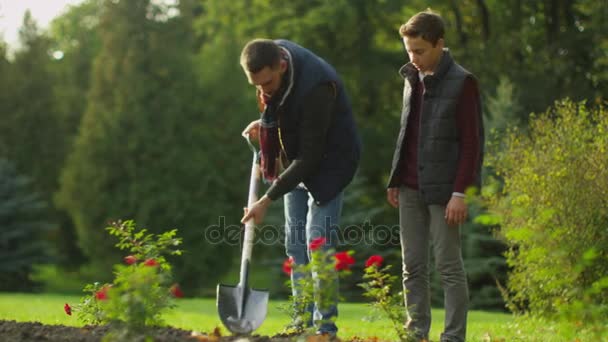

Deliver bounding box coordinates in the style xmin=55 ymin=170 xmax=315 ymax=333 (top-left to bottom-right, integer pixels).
xmin=563 ymin=0 xmax=576 ymax=27
xmin=544 ymin=0 xmax=560 ymax=45
xmin=450 ymin=0 xmax=468 ymax=45
xmin=476 ymin=0 xmax=491 ymax=41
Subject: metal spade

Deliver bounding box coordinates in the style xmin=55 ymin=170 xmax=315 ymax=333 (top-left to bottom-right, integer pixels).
xmin=217 ymin=133 xmax=269 ymax=334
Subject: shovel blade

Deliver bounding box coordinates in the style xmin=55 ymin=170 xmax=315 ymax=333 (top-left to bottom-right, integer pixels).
xmin=217 ymin=284 xmax=269 ymax=334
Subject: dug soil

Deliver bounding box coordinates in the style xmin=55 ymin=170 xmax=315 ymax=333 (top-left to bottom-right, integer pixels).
xmin=0 ymin=320 xmax=371 ymax=342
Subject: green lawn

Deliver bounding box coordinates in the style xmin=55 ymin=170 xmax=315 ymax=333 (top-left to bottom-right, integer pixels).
xmin=0 ymin=293 xmax=591 ymax=341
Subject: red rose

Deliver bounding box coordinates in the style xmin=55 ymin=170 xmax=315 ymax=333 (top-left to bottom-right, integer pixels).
xmin=365 ymin=255 xmax=384 ymax=268
xmin=144 ymin=258 xmax=158 ymax=267
xmin=124 ymin=255 xmax=137 ymax=265
xmin=64 ymin=303 xmax=72 ymax=316
xmin=282 ymin=257 xmax=294 ymax=276
xmin=334 ymin=251 xmax=355 ymax=271
xmin=309 ymin=237 xmax=326 ymax=251
xmin=170 ymin=284 xmax=184 ymax=298
xmin=95 ymin=286 xmax=109 ymax=301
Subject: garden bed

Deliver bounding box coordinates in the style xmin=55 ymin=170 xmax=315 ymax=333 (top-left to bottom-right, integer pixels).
xmin=0 ymin=320 xmax=348 ymax=342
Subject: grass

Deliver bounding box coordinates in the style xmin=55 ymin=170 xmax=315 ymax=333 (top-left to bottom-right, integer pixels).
xmin=0 ymin=292 xmax=599 ymax=341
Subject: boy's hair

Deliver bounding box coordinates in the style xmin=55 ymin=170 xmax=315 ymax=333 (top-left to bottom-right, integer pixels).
xmin=399 ymin=10 xmax=445 ymax=46
xmin=240 ymin=39 xmax=281 ymax=73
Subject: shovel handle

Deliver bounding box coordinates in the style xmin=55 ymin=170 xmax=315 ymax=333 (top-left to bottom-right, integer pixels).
xmin=245 ymin=134 xmax=260 ymax=208
xmin=240 ymin=134 xmax=260 ymax=286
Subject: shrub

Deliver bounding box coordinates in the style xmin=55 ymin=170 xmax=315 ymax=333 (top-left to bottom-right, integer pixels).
xmin=69 ymin=220 xmax=183 ymax=340
xmin=280 ymin=237 xmax=355 ymax=334
xmin=483 ymin=100 xmax=608 ymax=330
xmin=358 ymin=255 xmax=414 ymax=342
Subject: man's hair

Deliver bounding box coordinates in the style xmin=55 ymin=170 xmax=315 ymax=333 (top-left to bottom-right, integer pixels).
xmin=240 ymin=39 xmax=281 ymax=73
xmin=399 ymin=10 xmax=445 ymax=46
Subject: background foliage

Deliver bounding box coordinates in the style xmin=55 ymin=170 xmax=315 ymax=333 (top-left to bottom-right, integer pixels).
xmin=0 ymin=0 xmax=606 ymax=322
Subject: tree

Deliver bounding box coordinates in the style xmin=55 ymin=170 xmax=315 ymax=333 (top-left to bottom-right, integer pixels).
xmin=0 ymin=40 xmax=13 ymax=157
xmin=43 ymin=0 xmax=105 ymax=269
xmin=0 ymin=159 xmax=51 ymax=291
xmin=0 ymin=11 xmax=92 ymax=271
xmin=0 ymin=13 xmax=82 ymax=271
xmin=49 ymin=0 xmax=103 ymax=158
xmin=6 ymin=12 xmax=63 ymax=198
xmin=57 ymin=0 xmax=233 ymax=292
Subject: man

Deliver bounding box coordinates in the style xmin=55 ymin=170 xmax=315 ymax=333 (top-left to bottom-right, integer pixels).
xmin=386 ymin=11 xmax=484 ymax=342
xmin=239 ymin=39 xmax=361 ymax=336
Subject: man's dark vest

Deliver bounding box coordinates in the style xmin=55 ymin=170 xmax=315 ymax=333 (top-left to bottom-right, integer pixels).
xmin=275 ymin=40 xmax=361 ymax=205
xmin=387 ymin=50 xmax=484 ymax=205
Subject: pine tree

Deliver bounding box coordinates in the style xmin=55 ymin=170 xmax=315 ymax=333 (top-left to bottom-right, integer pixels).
xmin=0 ymin=11 xmax=91 ymax=272
xmin=0 ymin=41 xmax=13 ymax=157
xmin=0 ymin=159 xmax=51 ymax=291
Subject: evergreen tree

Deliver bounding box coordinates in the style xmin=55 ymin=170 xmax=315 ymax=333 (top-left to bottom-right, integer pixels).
xmin=0 ymin=159 xmax=51 ymax=291
xmin=57 ymin=0 xmax=233 ymax=292
xmin=0 ymin=40 xmax=13 ymax=158
xmin=1 ymin=12 xmax=89 ymax=271
xmin=49 ymin=0 xmax=103 ymax=156
xmin=47 ymin=0 xmax=104 ymax=269
xmin=7 ymin=12 xmax=63 ymax=198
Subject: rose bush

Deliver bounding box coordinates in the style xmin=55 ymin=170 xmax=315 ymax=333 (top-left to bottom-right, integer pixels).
xmin=65 ymin=220 xmax=183 ymax=340
xmin=281 ymin=237 xmax=355 ymax=335
xmin=359 ymin=255 xmax=415 ymax=342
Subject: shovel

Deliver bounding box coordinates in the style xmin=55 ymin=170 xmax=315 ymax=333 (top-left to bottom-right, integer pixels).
xmin=217 ymin=133 xmax=269 ymax=334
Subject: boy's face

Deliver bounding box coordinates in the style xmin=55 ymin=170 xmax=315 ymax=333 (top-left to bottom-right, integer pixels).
xmin=402 ymin=35 xmax=444 ymax=75
xmin=244 ymin=59 xmax=287 ymax=97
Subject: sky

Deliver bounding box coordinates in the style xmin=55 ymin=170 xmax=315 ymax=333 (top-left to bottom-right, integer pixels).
xmin=0 ymin=0 xmax=84 ymax=47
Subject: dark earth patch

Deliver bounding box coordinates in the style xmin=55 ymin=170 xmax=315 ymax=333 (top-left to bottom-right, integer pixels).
xmin=0 ymin=320 xmax=318 ymax=341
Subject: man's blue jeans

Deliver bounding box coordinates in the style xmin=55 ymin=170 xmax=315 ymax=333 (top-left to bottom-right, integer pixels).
xmin=284 ymin=187 xmax=343 ymax=334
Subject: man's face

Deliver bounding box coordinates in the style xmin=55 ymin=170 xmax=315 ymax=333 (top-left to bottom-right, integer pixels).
xmin=244 ymin=60 xmax=287 ymax=97
xmin=403 ymin=36 xmax=444 ymax=75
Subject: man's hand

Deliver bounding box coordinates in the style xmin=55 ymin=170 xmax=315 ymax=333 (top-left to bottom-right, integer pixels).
xmin=445 ymin=196 xmax=467 ymax=226
xmin=242 ymin=119 xmax=261 ymax=140
xmin=387 ymin=188 xmax=399 ymax=208
xmin=241 ymin=195 xmax=272 ymax=225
